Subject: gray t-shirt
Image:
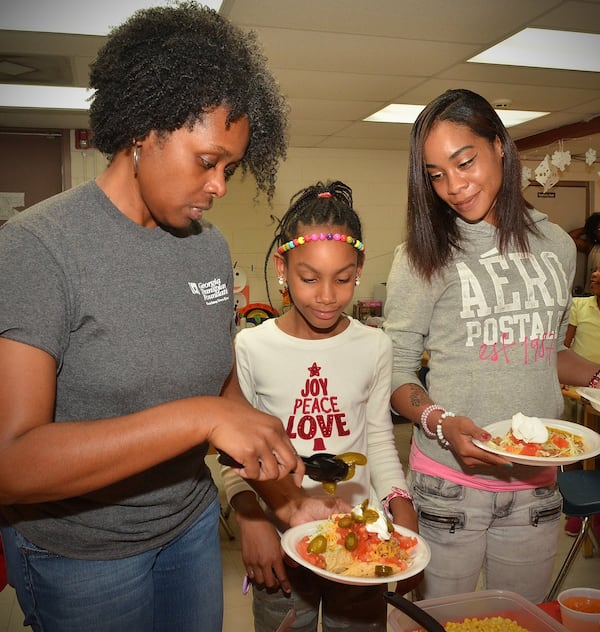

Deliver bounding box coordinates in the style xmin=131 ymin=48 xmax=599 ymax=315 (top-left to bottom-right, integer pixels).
xmin=0 ymin=181 xmax=235 ymax=559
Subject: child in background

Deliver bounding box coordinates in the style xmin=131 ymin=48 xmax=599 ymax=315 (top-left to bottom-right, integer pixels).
xmin=565 ymin=264 xmax=600 ymax=364
xmin=221 ymin=181 xmax=417 ymax=632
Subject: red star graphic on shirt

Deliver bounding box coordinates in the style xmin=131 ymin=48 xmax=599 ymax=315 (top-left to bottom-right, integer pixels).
xmin=308 ymin=362 xmax=321 ymax=377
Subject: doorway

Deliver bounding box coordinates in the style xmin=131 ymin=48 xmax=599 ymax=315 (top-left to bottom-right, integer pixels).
xmin=0 ymin=129 xmax=69 ymax=225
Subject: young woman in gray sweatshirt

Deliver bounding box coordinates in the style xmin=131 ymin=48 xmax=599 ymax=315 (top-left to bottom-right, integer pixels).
xmin=384 ymin=89 xmax=600 ymax=604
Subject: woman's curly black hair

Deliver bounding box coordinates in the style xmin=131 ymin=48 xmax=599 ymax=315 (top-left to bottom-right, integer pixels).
xmin=263 ymin=180 xmax=364 ymax=306
xmin=88 ymin=1 xmax=288 ymax=200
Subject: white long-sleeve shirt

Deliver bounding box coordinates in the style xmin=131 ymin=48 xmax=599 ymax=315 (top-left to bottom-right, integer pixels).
xmin=221 ymin=317 xmax=408 ymax=509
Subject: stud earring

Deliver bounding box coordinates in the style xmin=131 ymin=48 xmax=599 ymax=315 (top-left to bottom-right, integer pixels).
xmin=278 ymin=276 xmax=285 ymax=286
xmin=355 ymin=276 xmax=361 ymax=286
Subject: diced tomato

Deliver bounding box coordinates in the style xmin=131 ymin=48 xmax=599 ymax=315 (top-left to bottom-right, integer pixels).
xmin=297 ymin=536 xmax=326 ymax=569
xmin=552 ymin=434 xmax=570 ymax=449
xmin=391 ymin=532 xmax=418 ymax=549
xmin=519 ymin=443 xmax=540 ymax=456
xmin=504 ymin=444 xmax=522 ymax=454
xmin=381 ymin=556 xmax=408 ymax=571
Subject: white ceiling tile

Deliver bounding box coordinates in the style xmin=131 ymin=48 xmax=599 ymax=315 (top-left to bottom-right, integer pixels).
xmin=253 ymin=27 xmax=479 ymax=75
xmin=275 ymin=69 xmax=423 ymax=101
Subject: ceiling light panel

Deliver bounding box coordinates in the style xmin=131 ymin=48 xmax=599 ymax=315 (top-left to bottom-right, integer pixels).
xmin=468 ymin=28 xmax=600 ymax=73
xmin=0 ymin=84 xmax=93 ymax=110
xmin=364 ymin=104 xmax=549 ymax=128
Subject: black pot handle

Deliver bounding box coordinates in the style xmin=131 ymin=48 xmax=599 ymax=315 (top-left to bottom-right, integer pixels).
xmin=384 ymin=592 xmax=446 ymax=632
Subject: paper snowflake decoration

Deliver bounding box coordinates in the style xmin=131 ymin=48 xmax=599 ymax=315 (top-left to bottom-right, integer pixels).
xmin=585 ymin=148 xmax=597 ymax=166
xmin=551 ymin=149 xmax=571 ymax=171
xmin=521 ymin=166 xmax=532 ymax=190
xmin=535 ymin=155 xmax=559 ymax=192
xmin=535 ymin=155 xmax=551 ymax=182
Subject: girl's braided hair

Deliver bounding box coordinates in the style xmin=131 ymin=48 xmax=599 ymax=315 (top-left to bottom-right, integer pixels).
xmin=264 ymin=180 xmax=364 ymax=306
xmin=88 ymin=1 xmax=288 ymax=200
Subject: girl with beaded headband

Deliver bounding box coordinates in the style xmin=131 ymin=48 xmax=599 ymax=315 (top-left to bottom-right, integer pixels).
xmin=221 ymin=180 xmax=417 ymax=632
xmin=262 ymin=181 xmax=364 ymax=310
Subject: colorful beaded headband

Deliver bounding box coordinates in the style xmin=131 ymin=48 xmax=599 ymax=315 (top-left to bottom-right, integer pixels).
xmin=277 ymin=232 xmax=365 ymax=255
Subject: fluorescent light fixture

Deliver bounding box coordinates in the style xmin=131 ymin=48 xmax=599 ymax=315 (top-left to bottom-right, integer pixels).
xmin=364 ymin=104 xmax=549 ymax=128
xmin=1 ymin=0 xmax=224 ymax=36
xmin=494 ymin=109 xmax=549 ymax=127
xmin=364 ymin=104 xmax=425 ymax=124
xmin=468 ymin=28 xmax=600 ymax=73
xmin=0 ymin=84 xmax=93 ymax=110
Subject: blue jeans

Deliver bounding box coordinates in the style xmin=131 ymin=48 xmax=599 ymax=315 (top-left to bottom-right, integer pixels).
xmin=410 ymin=472 xmax=562 ymax=603
xmin=1 ymin=498 xmax=222 ymax=632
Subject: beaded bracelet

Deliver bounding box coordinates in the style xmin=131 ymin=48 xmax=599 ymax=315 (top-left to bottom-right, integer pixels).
xmin=382 ymin=486 xmax=414 ymax=520
xmin=436 ymin=411 xmax=455 ymax=449
xmin=589 ymin=369 xmax=600 ymax=389
xmin=420 ymin=404 xmax=445 ymax=438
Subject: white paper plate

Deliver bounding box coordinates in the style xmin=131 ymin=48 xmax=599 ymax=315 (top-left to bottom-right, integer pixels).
xmin=576 ymin=387 xmax=600 ymax=413
xmin=472 ymin=418 xmax=600 ymax=466
xmin=280 ymin=520 xmax=430 ymax=586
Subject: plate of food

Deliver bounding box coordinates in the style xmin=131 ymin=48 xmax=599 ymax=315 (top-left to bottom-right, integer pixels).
xmin=472 ymin=412 xmax=600 ymax=466
xmin=576 ymin=386 xmax=600 ymax=413
xmin=280 ymin=500 xmax=431 ymax=586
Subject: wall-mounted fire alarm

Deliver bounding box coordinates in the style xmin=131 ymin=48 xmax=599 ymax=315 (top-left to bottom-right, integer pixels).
xmin=75 ymin=129 xmax=93 ymax=150
xmin=491 ymin=98 xmax=512 ymax=109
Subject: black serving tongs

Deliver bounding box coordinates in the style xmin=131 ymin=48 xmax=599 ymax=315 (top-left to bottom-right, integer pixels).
xmin=217 ymin=450 xmax=349 ymax=483
xmin=384 ymin=592 xmax=446 ymax=632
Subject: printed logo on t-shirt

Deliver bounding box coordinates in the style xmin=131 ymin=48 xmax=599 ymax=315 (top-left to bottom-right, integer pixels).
xmin=459 ymin=248 xmax=568 ymax=365
xmin=188 ymin=278 xmax=229 ymax=305
xmin=285 ymin=361 xmax=350 ymax=451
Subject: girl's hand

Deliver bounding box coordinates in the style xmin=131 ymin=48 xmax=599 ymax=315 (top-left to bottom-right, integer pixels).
xmin=238 ymin=513 xmax=291 ymax=593
xmin=389 ymin=496 xmax=418 ymax=534
xmin=439 ymin=415 xmax=513 ymax=468
xmin=287 ymin=494 xmax=352 ymax=527
xmin=231 ymin=490 xmax=292 ymax=594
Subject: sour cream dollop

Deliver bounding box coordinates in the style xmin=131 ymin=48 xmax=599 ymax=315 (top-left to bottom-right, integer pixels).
xmin=351 ymin=503 xmax=391 ymax=541
xmin=511 ymin=412 xmax=548 ymax=443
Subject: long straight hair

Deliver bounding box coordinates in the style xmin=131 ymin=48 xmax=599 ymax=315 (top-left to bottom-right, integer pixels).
xmin=407 ymin=89 xmax=538 ymax=280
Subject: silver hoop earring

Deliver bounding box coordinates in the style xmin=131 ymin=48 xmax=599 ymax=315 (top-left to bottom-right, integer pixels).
xmin=132 ymin=141 xmax=140 ymax=177
xmin=355 ymin=276 xmax=361 ymax=286
xmin=278 ymin=276 xmax=285 ymax=286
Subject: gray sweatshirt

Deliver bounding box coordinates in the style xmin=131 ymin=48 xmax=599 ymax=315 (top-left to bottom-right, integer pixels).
xmin=384 ymin=209 xmax=576 ymax=479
